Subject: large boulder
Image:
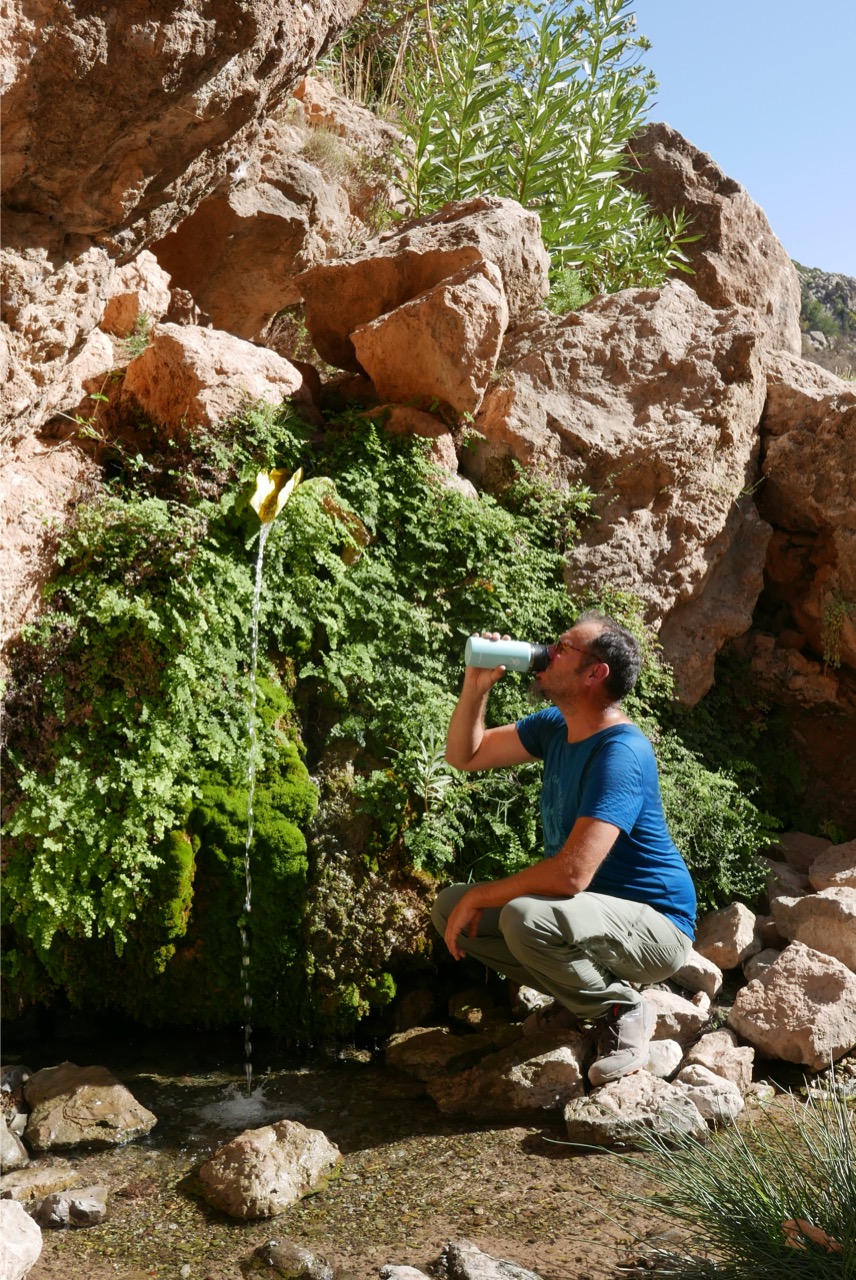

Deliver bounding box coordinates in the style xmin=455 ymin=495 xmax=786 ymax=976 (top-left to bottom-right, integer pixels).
xmin=121 ymin=323 xmax=303 ymax=431
xmin=296 ymin=196 xmax=550 ymax=371
xmin=809 ymin=840 xmax=856 ymax=891
xmin=728 ymin=942 xmax=856 ymax=1069
xmin=1 ymin=0 xmax=366 ymax=437
xmin=759 ymin=352 xmax=856 ymax=673
xmin=770 ymin=887 xmax=856 ymax=971
xmin=624 ymin=123 xmax=802 ymax=354
xmin=1 ymin=233 xmax=114 ymax=441
xmin=468 ymin=280 xmax=769 ymax=703
xmin=23 ymin=1063 xmax=156 ymax=1152
xmin=351 ymin=260 xmax=509 ymax=417
xmin=152 ymin=119 xmax=353 ymax=340
xmin=198 ymin=1119 xmax=340 ymax=1220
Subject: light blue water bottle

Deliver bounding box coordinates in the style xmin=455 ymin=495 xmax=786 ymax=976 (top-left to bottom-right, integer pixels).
xmin=464 ymin=636 xmax=550 ymax=673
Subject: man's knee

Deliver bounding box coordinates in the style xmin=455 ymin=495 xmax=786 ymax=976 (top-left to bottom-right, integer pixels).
xmin=498 ymin=896 xmax=553 ymax=950
xmin=431 ymin=883 xmax=467 ymax=936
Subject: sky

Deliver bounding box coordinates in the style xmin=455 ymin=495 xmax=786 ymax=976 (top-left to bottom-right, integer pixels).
xmin=634 ymin=1 xmax=856 ymax=276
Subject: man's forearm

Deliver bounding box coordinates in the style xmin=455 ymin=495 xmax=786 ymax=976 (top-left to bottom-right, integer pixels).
xmin=445 ymin=686 xmax=489 ymax=769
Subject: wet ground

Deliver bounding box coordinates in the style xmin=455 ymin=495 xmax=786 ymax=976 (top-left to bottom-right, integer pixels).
xmin=4 ymin=1021 xmax=681 ymax=1280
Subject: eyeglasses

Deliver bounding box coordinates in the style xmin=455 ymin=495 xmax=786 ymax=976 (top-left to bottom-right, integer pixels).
xmin=552 ymin=637 xmax=595 ymax=661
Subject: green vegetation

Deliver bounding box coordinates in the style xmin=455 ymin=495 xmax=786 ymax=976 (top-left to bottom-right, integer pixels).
xmin=616 ymin=1086 xmax=854 ymax=1277
xmin=323 ymin=0 xmax=696 ymax=297
xmin=2 ymin=397 xmax=785 ymax=1037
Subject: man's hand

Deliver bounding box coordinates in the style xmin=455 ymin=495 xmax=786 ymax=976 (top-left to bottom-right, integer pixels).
xmin=444 ymin=890 xmax=484 ymax=960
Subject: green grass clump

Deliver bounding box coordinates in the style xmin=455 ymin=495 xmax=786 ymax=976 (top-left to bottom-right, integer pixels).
xmin=618 ymin=1088 xmax=854 ymax=1277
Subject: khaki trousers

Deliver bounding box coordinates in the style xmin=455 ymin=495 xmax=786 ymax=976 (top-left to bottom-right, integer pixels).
xmin=431 ymin=882 xmax=693 ymax=1019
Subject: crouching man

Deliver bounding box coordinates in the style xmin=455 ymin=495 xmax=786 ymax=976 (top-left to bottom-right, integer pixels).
xmin=432 ymin=613 xmax=697 ymax=1086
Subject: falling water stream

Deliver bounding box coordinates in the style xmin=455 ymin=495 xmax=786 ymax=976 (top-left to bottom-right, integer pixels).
xmin=240 ymin=518 xmax=274 ymax=1095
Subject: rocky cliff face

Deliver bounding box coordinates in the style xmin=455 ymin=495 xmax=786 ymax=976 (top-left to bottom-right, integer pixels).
xmin=0 ymin=0 xmax=366 ymax=437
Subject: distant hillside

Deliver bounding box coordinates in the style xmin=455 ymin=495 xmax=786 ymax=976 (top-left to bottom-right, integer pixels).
xmin=794 ymin=261 xmax=856 ymax=378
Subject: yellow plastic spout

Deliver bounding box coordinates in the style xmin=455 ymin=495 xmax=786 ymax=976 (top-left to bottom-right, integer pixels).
xmin=249 ymin=467 xmax=303 ymax=524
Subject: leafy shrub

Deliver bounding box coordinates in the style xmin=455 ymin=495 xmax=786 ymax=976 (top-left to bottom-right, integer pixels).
xmin=2 ymin=401 xmax=786 ymax=1033
xmin=384 ymin=0 xmax=696 ymax=293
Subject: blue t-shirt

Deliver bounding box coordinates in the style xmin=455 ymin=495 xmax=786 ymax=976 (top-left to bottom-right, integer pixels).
xmin=515 ymin=707 xmax=696 ymax=939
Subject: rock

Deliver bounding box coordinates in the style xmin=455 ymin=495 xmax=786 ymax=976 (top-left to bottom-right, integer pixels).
xmin=762 ymin=834 xmax=829 ymax=875
xmin=23 ymin=1063 xmax=156 ymax=1152
xmin=682 ymin=1029 xmax=754 ymax=1093
xmin=470 ymin=280 xmax=769 ymax=704
xmin=152 ymin=119 xmax=353 ymax=340
xmin=743 ymin=948 xmax=783 ymax=981
xmin=564 ymin=1072 xmax=707 ymax=1149
xmin=0 ymin=429 xmax=100 ymax=658
xmin=427 ymin=1032 xmax=593 ymax=1119
xmin=764 ymin=858 xmax=812 ymax=901
xmin=29 ymin=1185 xmax=108 ymax=1229
xmin=448 ymin=987 xmax=499 ymax=1029
xmin=644 ymin=1039 xmax=684 ymax=1080
xmin=376 ymin=405 xmax=459 ymax=472
xmin=198 ymin=1119 xmax=340 ymax=1220
xmin=1 ymin=0 xmax=365 ymax=437
xmin=296 ymin=195 xmax=549 ymax=371
xmin=384 ymin=1028 xmax=500 ymax=1082
xmin=0 ymin=1117 xmax=28 ymax=1174
xmin=644 ymin=989 xmax=710 ymax=1044
xmin=674 ymin=1065 xmax=744 ymax=1125
xmin=0 ymin=1164 xmax=81 ymax=1203
xmin=1 ymin=236 xmax=113 ymax=441
xmin=694 ymin=902 xmax=763 ymax=970
xmin=624 ymin=123 xmax=801 ymax=354
xmin=2 ymin=1 xmax=366 ymax=254
xmin=0 ymin=1199 xmax=42 ymax=1280
xmin=671 ymin=950 xmax=723 ymax=998
xmin=393 ymin=987 xmax=439 ymax=1033
xmin=760 ymin=354 xmax=856 ymax=673
xmin=442 ymin=1238 xmax=546 ymax=1280
xmin=291 ymin=75 xmax=408 ymax=231
xmin=770 ymin=887 xmax=856 ymax=971
xmin=754 ymin=915 xmax=786 ymax=949
xmin=728 ymin=942 xmax=856 ymax=1069
xmin=351 ymin=259 xmax=509 ymax=417
xmin=122 ymin=323 xmax=303 ymax=433
xmin=508 ymin=985 xmax=551 ymax=1018
xmin=101 ymin=251 xmax=172 ymax=337
xmin=380 ymin=1270 xmax=432 ymax=1280
xmin=809 ymin=840 xmax=856 ymax=891
xmin=251 ymin=1239 xmax=334 ymax=1280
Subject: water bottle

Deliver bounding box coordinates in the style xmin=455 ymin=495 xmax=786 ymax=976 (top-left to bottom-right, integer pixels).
xmin=464 ymin=636 xmax=550 ymax=673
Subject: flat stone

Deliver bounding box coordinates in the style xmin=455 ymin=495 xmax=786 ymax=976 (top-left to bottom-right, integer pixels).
xmin=442 ymin=1237 xmax=546 ymax=1280
xmin=24 ymin=1063 xmax=156 ymax=1152
xmin=564 ymin=1071 xmax=707 ymax=1149
xmin=385 ymin=1028 xmax=500 ymax=1082
xmin=427 ymin=1032 xmax=593 ymax=1119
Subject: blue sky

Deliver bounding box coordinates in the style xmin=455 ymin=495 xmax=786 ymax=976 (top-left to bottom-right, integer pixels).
xmin=635 ymin=1 xmax=856 ymax=276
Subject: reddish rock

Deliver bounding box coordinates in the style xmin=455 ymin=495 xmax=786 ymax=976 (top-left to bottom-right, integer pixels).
xmin=809 ymin=840 xmax=856 ymax=891
xmin=101 ymin=251 xmax=172 ymax=338
xmin=199 ymin=1120 xmax=340 ymax=1220
xmin=470 ymin=280 xmax=769 ymax=704
xmin=624 ymin=123 xmax=801 ymax=354
xmin=352 ymin=260 xmax=508 ymax=418
xmin=296 ymin=196 xmax=549 ymax=371
xmin=122 ymin=323 xmax=302 ymax=432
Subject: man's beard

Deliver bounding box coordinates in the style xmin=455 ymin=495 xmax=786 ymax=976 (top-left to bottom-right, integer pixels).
xmin=526 ymin=677 xmax=550 ymax=706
